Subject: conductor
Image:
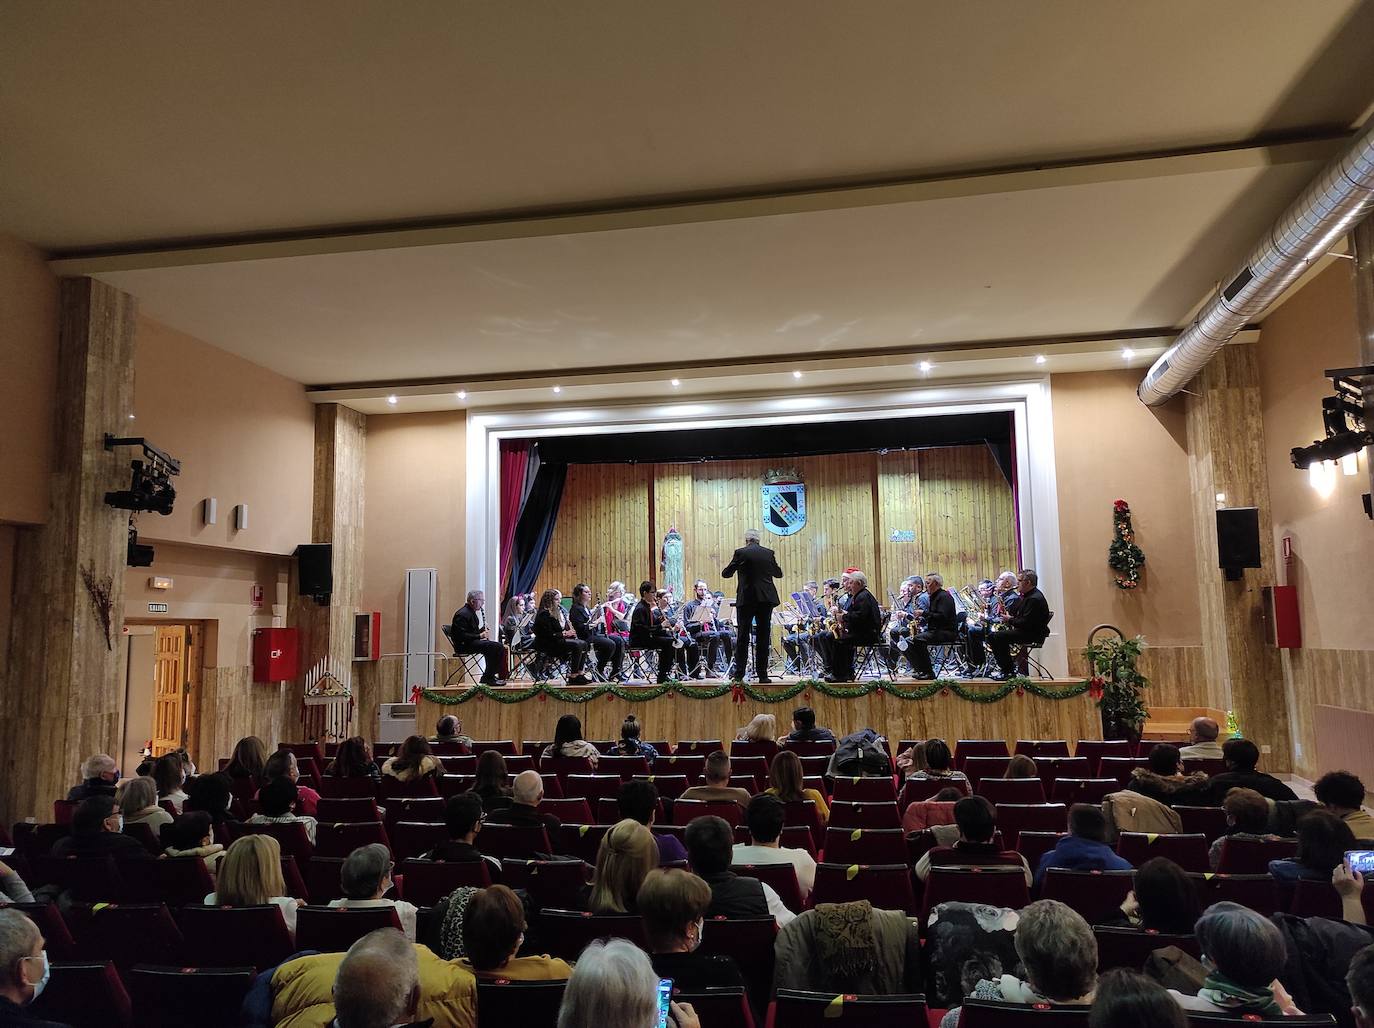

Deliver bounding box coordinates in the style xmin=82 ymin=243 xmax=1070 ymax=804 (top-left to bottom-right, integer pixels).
xmin=722 ymin=528 xmax=783 ymax=683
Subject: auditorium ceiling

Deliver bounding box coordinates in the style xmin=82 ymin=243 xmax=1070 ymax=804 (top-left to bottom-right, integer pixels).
xmin=4 ymin=1 xmax=1374 ymax=399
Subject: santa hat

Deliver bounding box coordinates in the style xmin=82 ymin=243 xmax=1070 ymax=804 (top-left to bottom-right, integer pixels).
xmin=844 ymin=567 xmax=860 ymax=575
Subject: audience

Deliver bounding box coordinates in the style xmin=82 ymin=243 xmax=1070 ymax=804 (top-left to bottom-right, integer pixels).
xmin=205 ymin=834 xmax=300 ymax=938
xmin=0 ymin=863 xmax=32 ymax=908
xmin=67 ymin=752 xmax=119 ymax=801
xmin=680 ymin=750 xmax=751 ymax=807
xmin=1099 ymin=856 xmax=1200 ymax=933
xmin=614 ymin=714 xmax=659 ymax=767
xmin=326 ymin=736 xmax=382 ymax=782
xmin=900 ymin=785 xmax=963 ymax=836
xmin=471 ymin=750 xmax=513 ymax=813
xmin=1124 ymin=744 xmax=1211 ymax=807
xmin=1270 ymin=809 xmax=1357 ymax=885
xmin=460 ymin=884 xmax=571 ymax=979
xmin=557 ymin=938 xmax=698 ymax=1028
xmin=637 ymin=868 xmax=747 ymax=992
xmin=894 ymin=738 xmax=927 ymax=777
xmin=1209 ymin=787 xmax=1277 ymax=870
xmin=684 ymin=815 xmax=794 ymax=926
xmin=52 ymin=795 xmax=152 ymax=860
xmin=1034 ymin=803 xmax=1132 ymax=887
xmin=1169 ymin=902 xmax=1302 ymax=1015
xmin=485 ymin=769 xmax=561 ymax=831
xmin=1089 ymin=968 xmax=1187 ymax=1028
xmin=425 ymin=793 xmax=498 ymax=874
xmin=184 ymin=771 xmax=239 ymax=824
xmin=430 ymin=714 xmax=473 ymax=749
xmin=941 ymin=900 xmax=1098 ymax=1027
xmin=1350 ymin=943 xmax=1374 ymax=1028
xmin=914 ymin=796 xmax=1032 ymax=886
xmin=152 ymin=752 xmax=189 ymax=813
xmin=764 ymin=749 xmax=830 ymax=823
xmin=617 ymin=780 xmax=688 ymax=864
xmin=785 ymin=706 xmax=835 ymax=744
xmin=1206 ymin=737 xmax=1297 ymax=802
xmin=328 ymin=843 xmax=419 ymax=941
xmin=1004 ymin=753 xmax=1038 ymax=779
xmin=735 ymin=713 xmax=780 ymax=759
xmin=261 ymin=750 xmax=320 ymax=816
xmin=1317 ymin=771 xmax=1374 ymax=840
xmin=332 ymin=928 xmax=425 ymax=1028
xmin=773 ymin=897 xmax=922 ymax=995
xmin=117 ymin=774 xmax=173 ymax=831
xmin=587 ymin=819 xmax=658 ymax=914
xmin=225 ymin=736 xmax=268 ymax=785
xmin=249 ymin=776 xmax=318 ymax=844
xmin=543 ymin=714 xmax=601 ymax=767
xmin=382 ymin=735 xmax=441 ymax=783
xmin=1178 ymin=716 xmax=1224 ymax=760
xmin=731 ymin=794 xmax=816 ymax=903
xmin=0 ymin=909 xmax=55 ymax=1024
xmin=901 ymin=738 xmax=968 ymax=785
xmin=162 ymin=810 xmax=225 ymax=873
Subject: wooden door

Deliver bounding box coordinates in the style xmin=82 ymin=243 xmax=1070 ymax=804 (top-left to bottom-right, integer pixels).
xmin=151 ymin=626 xmax=187 ymax=756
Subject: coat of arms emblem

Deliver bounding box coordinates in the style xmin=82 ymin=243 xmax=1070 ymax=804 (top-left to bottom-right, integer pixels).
xmin=761 ymin=468 xmax=806 ymax=537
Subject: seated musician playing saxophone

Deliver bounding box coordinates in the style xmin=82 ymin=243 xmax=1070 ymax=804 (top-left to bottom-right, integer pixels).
xmin=966 ymin=571 xmax=1017 ymax=669
xmin=682 ymin=580 xmax=729 ymax=678
xmin=819 ymin=571 xmax=881 ymax=682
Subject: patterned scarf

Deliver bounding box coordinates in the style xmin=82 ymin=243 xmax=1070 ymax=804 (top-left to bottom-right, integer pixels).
xmin=437 ymin=886 xmax=479 ymax=960
xmin=813 ymin=900 xmax=876 ymax=984
xmin=1196 ymin=972 xmax=1282 ymax=1016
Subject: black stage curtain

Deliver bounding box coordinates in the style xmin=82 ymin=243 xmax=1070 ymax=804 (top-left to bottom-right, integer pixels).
xmin=505 ymin=458 xmax=568 ymax=602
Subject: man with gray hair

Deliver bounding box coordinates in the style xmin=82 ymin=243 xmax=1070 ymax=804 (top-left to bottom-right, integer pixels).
xmin=1179 ymin=716 xmax=1224 ymax=760
xmin=485 ymin=769 xmax=561 ymax=834
xmin=331 ymin=928 xmax=423 ymax=1028
xmin=907 ymin=573 xmax=958 ymax=680
xmin=818 ymin=570 xmax=881 ymax=683
xmin=0 ymin=909 xmax=61 ymax=1025
xmin=989 ymin=569 xmax=1052 ymax=680
xmin=722 ymin=528 xmax=782 ymax=683
xmin=449 ymin=588 xmax=506 ymax=685
xmin=67 ymin=753 xmax=118 ymax=802
xmin=328 ymin=844 xmax=419 ymax=941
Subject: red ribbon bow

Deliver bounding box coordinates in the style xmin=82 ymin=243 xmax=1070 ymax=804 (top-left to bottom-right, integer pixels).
xmin=409 ymin=685 xmax=421 ymax=704
xmin=730 ymin=683 xmax=746 ymax=704
xmin=1088 ymin=676 xmax=1105 ymax=700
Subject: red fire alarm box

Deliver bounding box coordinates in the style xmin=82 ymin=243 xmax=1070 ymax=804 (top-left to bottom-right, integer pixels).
xmin=253 ymin=627 xmax=300 ymax=683
xmin=1263 ymin=585 xmax=1302 ymax=649
xmin=353 ymin=611 xmax=381 ymax=661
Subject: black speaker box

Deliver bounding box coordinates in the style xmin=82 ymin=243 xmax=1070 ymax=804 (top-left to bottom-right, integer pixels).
xmin=295 ymin=543 xmax=333 ymax=598
xmin=1216 ymin=507 xmax=1261 ymax=579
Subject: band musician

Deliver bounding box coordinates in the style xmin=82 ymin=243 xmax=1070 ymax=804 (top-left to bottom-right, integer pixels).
xmin=657 ymin=588 xmax=701 ymax=678
xmin=906 ymin=573 xmax=958 ymax=680
xmin=571 ymin=583 xmax=624 ymax=681
xmin=721 ymin=528 xmax=783 ymax=683
xmin=532 ymin=589 xmax=592 ymax=684
xmin=629 ymin=580 xmax=677 ymax=684
xmin=885 ymin=575 xmax=923 ymax=676
xmin=818 ymin=570 xmax=881 ymax=682
xmin=989 ymin=569 xmax=1052 ymax=679
xmin=683 ymin=580 xmax=731 ymax=677
xmin=782 ymin=580 xmax=819 ymax=673
xmin=967 ymin=571 xmax=1016 ymax=667
xmin=450 ymin=589 xmax=507 ymax=685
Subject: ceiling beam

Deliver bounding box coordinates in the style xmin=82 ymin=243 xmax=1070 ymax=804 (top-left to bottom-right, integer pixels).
xmin=48 ymin=135 xmax=1348 ymax=276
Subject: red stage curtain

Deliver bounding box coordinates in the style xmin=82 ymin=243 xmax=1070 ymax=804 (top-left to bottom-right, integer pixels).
xmin=499 ymin=440 xmax=531 ymax=593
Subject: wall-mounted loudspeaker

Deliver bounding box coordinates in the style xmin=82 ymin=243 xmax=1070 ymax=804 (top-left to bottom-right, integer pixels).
xmin=295 ymin=543 xmax=333 ymax=602
xmin=234 ymin=503 xmax=249 ymax=531
xmin=1216 ymin=507 xmax=1261 ymax=581
xmin=202 ymin=497 xmax=217 ymax=526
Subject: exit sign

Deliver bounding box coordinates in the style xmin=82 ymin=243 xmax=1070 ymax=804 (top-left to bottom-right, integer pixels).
xmin=147 ymin=603 xmax=168 ymax=613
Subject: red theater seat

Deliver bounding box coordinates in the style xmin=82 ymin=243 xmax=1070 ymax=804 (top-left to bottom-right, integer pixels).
xmin=126 ymin=965 xmax=256 ymax=1028
xmin=296 ymin=904 xmax=403 ymax=951
xmin=29 ymin=961 xmax=132 ymax=1028
xmin=536 ymin=908 xmax=646 ymax=960
xmin=767 ymin=990 xmax=927 ymax=1028
xmin=1116 ymin=832 xmax=1210 ymax=873
xmin=399 ymin=858 xmax=492 ymax=905
xmin=812 ymin=862 xmax=917 ymax=914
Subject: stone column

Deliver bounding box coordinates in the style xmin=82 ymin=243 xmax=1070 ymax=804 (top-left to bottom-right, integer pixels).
xmin=0 ymin=278 xmax=136 ymax=823
xmin=1185 ymin=344 xmax=1292 ymax=770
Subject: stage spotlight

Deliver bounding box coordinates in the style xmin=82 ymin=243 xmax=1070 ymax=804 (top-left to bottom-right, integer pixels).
xmin=103 ymin=436 xmax=180 ymax=517
xmin=1290 ymin=365 xmax=1373 ymax=518
xmin=1291 ymin=429 xmax=1371 ymax=469
xmin=387 ymin=395 xmax=398 ymax=405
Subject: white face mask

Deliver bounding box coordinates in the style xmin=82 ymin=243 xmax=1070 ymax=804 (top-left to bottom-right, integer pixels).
xmin=690 ymin=918 xmax=705 ymax=952
xmin=24 ymin=951 xmax=49 ymax=999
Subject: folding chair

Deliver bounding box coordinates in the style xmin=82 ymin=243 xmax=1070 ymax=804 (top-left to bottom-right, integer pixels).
xmin=827 ymin=801 xmax=900 ymax=831
xmin=296 ymin=904 xmax=403 ymax=951
xmin=957 ymin=999 xmax=1088 ymax=1026
xmin=1093 ymin=926 xmax=1200 ymax=971
xmin=398 ymin=858 xmax=492 ymax=905
xmin=963 ymin=756 xmax=1012 ymax=788
xmin=823 ymin=827 xmax=907 ymax=865
xmin=811 ymin=862 xmax=917 ymax=914
xmin=1014 ymin=740 xmax=1070 ymax=759
xmin=1073 ymin=740 xmax=1133 ymax=776
xmin=1041 ymin=869 xmax=1136 ymax=925
xmin=1215 ymin=835 xmax=1297 ymax=873
xmin=977 ymin=778 xmax=1046 ymax=805
xmin=920 ymin=866 xmax=1028 ymax=922
xmin=500 ymin=858 xmax=588 ymax=910
xmin=126 ymin=965 xmax=256 ymax=1028
xmin=175 ymin=904 xmax=297 ymax=970
xmin=316 ymin=797 xmax=384 ymax=824
xmin=441 ymin=625 xmax=489 ymax=683
xmin=994 ymin=803 xmax=1068 ymax=849
xmin=476 ymin=978 xmax=567 ymax=1026
xmin=29 ymin=961 xmax=132 ymax=1028
xmin=535 ymin=908 xmax=646 ymax=960
xmin=731 ymin=861 xmax=803 ymax=912
xmin=1050 ymin=778 xmax=1118 ymax=805
xmin=1116 ymin=832 xmax=1210 ymax=873
xmin=767 ymin=990 xmax=928 ymax=1028
xmin=831 ymin=777 xmax=897 ymax=802
xmin=1176 ymin=805 xmax=1230 ymax=844
xmin=315 ymin=820 xmax=391 ymax=858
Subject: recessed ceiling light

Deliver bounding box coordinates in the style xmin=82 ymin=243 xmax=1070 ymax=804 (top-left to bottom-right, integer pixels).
xmin=670 ymin=378 xmax=681 ymax=388
xmin=386 ymin=395 xmax=398 ymax=405
xmin=791 ymin=370 xmax=803 ymax=380
xmin=456 ymin=389 xmax=467 ymax=401
xmin=552 ymin=385 xmax=562 ymax=394
xmin=918 ymin=360 xmax=932 ymax=372
xmin=1034 ymin=355 xmax=1047 ymax=365
xmin=1121 ymin=348 xmax=1136 ymax=360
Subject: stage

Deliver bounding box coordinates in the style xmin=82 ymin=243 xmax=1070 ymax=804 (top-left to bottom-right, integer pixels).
xmin=394 ymin=658 xmax=1099 ymax=749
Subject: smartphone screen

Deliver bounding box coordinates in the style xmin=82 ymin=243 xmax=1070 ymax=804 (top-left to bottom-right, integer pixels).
xmin=657 ymin=978 xmax=674 ymax=1028
xmin=1347 ymin=850 xmax=1374 ymax=874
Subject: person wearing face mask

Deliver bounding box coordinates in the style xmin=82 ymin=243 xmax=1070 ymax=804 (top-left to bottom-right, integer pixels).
xmin=0 ymin=909 xmax=62 ymax=1027
xmin=638 ymin=868 xmax=747 ymax=993
xmin=49 ymin=796 xmax=152 ymax=860
xmin=327 ymin=844 xmax=419 ymax=942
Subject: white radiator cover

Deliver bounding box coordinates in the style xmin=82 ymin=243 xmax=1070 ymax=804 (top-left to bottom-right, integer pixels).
xmin=403 ymin=568 xmax=438 ymax=697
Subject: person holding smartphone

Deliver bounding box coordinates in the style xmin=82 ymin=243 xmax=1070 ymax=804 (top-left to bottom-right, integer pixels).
xmin=557 ymin=938 xmax=699 ymax=1028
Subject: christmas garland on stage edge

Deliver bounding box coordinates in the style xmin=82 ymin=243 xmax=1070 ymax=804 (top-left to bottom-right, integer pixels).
xmin=415 ymin=675 xmax=1089 ymax=706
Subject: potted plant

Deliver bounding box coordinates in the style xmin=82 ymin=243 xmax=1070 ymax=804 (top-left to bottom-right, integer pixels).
xmin=1082 ymin=626 xmax=1149 ymax=745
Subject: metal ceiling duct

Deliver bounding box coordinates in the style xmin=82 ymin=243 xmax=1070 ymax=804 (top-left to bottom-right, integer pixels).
xmin=1138 ymin=118 xmax=1374 ymax=406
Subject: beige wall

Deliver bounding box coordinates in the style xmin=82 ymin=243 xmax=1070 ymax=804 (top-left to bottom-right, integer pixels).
xmin=1051 ymin=369 xmax=1202 ymax=648
xmin=362 ymin=411 xmax=467 ymax=655
xmin=0 ymin=233 xmax=58 ymax=526
xmin=132 ymin=315 xmax=315 ymax=557
xmin=123 ymin=541 xmax=290 ymax=666
xmin=1256 ymin=261 xmax=1374 ymax=651
xmin=0 ymin=526 xmax=14 ymax=672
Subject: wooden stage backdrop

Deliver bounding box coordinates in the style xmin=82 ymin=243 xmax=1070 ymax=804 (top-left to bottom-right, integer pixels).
xmin=535 ymin=446 xmax=1017 ymax=604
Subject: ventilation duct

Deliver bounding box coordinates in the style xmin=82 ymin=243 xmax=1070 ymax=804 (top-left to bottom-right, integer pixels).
xmin=1138 ymin=118 xmax=1374 ymax=406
